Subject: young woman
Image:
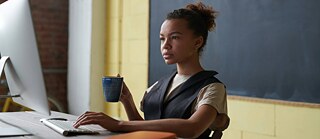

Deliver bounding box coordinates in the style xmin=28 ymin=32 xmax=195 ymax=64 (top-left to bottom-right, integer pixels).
xmin=74 ymin=2 xmax=228 ymax=138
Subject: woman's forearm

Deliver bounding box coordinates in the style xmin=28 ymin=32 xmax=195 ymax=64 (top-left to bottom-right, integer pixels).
xmin=121 ymin=96 xmax=144 ymax=121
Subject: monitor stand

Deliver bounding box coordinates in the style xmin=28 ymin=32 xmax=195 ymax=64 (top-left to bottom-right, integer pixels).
xmin=0 ymin=56 xmax=32 ymax=137
xmin=0 ymin=56 xmax=20 ymax=99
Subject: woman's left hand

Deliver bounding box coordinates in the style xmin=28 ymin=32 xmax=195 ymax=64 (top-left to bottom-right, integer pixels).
xmin=73 ymin=111 xmax=121 ymax=132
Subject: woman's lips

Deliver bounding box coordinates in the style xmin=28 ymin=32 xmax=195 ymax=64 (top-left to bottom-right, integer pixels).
xmin=163 ymin=53 xmax=172 ymax=59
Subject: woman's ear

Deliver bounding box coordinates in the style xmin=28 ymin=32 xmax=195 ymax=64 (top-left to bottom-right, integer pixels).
xmin=194 ymin=36 xmax=204 ymax=50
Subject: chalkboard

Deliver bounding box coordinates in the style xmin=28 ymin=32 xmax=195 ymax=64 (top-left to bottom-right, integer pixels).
xmin=149 ymin=0 xmax=320 ymax=104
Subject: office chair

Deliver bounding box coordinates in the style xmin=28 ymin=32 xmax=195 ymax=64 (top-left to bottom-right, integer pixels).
xmin=211 ymin=114 xmax=230 ymax=139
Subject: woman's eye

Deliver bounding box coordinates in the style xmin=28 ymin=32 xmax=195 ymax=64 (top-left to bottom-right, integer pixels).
xmin=171 ymin=36 xmax=179 ymax=39
xmin=160 ymin=38 xmax=165 ymax=44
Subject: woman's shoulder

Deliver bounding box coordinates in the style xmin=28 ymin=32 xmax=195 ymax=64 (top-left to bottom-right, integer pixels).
xmin=199 ymin=82 xmax=226 ymax=96
xmin=196 ymin=82 xmax=227 ymax=108
xmin=146 ymin=81 xmax=159 ymax=93
xmin=195 ymin=82 xmax=228 ymax=115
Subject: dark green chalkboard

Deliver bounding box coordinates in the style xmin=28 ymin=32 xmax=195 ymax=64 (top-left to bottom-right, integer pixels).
xmin=148 ymin=0 xmax=320 ymax=104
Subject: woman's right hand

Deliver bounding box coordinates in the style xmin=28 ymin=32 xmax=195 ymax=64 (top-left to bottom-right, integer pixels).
xmin=117 ymin=75 xmax=144 ymax=121
xmin=119 ymin=81 xmax=133 ymax=103
xmin=116 ymin=74 xmax=132 ymax=103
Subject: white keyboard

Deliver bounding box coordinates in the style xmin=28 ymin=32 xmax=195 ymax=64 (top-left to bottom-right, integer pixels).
xmin=40 ymin=118 xmax=99 ymax=136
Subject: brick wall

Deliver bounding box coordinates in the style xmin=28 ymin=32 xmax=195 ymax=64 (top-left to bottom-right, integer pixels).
xmin=0 ymin=0 xmax=69 ymax=113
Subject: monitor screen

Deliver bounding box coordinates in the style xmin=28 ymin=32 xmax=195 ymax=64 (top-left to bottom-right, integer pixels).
xmin=0 ymin=0 xmax=50 ymax=116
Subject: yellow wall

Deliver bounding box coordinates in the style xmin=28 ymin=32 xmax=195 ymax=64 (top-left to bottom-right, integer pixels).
xmin=104 ymin=0 xmax=123 ymax=118
xmin=224 ymin=97 xmax=320 ymax=139
xmin=103 ymin=1 xmax=320 ymax=139
xmin=90 ymin=0 xmax=107 ymax=113
xmin=104 ymin=0 xmax=149 ymax=119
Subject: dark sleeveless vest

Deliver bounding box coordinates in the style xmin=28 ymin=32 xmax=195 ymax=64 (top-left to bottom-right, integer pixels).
xmin=143 ymin=70 xmax=222 ymax=139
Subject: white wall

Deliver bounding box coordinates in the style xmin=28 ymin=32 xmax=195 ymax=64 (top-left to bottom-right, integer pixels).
xmin=68 ymin=0 xmax=106 ymax=115
xmin=68 ymin=0 xmax=92 ymax=115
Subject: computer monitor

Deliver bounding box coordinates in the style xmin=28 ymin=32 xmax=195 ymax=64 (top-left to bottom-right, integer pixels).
xmin=0 ymin=0 xmax=50 ymax=116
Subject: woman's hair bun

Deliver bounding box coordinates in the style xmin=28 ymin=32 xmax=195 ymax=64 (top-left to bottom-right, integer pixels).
xmin=185 ymin=2 xmax=218 ymax=31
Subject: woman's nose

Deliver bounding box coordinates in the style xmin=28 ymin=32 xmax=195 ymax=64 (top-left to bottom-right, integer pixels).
xmin=161 ymin=39 xmax=171 ymax=50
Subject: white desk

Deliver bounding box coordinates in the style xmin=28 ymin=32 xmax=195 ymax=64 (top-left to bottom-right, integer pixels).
xmin=0 ymin=111 xmax=118 ymax=139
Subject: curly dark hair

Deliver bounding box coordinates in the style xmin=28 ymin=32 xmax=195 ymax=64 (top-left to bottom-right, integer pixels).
xmin=166 ymin=2 xmax=218 ymax=54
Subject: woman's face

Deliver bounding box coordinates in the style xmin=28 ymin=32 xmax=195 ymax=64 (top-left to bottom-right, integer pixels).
xmin=160 ymin=19 xmax=202 ymax=65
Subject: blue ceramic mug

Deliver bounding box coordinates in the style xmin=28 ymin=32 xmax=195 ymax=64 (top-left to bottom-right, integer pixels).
xmin=102 ymin=76 xmax=123 ymax=102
